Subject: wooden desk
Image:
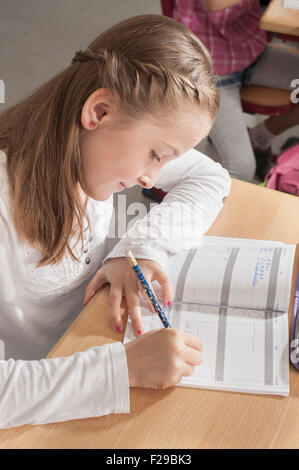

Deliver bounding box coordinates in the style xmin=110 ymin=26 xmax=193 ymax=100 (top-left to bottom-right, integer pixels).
xmin=1 ymin=179 xmax=299 ymax=449
xmin=260 ymin=0 xmax=299 ymax=36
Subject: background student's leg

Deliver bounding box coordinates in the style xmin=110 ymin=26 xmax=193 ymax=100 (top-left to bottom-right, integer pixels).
xmin=249 ymin=44 xmax=299 ymax=91
xmin=209 ymin=85 xmax=256 ymax=182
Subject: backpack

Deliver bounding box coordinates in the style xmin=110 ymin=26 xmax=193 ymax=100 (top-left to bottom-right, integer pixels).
xmin=266 ymin=144 xmax=299 ymax=196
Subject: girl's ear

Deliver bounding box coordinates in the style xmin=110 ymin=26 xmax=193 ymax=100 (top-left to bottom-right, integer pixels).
xmin=94 ymin=103 xmax=108 ymax=122
xmin=80 ymin=88 xmax=112 ymax=130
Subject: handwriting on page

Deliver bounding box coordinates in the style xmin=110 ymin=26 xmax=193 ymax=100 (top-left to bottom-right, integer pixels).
xmin=253 ymin=256 xmax=272 ymax=286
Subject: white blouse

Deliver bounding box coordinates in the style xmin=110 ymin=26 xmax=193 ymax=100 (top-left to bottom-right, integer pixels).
xmin=0 ymin=148 xmax=231 ymax=428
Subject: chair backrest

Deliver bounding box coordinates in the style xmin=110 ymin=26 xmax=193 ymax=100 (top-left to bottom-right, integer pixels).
xmin=160 ymin=0 xmax=174 ymax=17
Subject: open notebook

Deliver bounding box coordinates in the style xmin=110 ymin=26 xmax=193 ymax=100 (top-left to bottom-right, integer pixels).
xmin=123 ymin=236 xmax=296 ymax=396
xmin=283 ymin=0 xmax=299 ymax=10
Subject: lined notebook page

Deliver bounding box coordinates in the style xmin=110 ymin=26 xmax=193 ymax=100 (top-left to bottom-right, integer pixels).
xmin=123 ymin=237 xmax=295 ymax=396
xmin=162 ymin=237 xmax=295 ymax=313
xmin=283 ymin=0 xmax=299 ymax=10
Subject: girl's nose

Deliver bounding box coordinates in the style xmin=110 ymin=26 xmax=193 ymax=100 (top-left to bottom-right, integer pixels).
xmin=137 ymin=175 xmax=153 ymax=189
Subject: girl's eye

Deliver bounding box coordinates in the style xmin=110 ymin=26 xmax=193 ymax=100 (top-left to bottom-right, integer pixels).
xmin=150 ymin=150 xmax=161 ymax=162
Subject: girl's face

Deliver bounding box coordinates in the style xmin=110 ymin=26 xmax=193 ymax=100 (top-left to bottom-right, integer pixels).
xmin=79 ymin=90 xmax=213 ymax=202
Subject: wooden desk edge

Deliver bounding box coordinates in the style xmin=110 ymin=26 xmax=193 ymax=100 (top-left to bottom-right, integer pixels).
xmin=1 ymin=179 xmax=299 ymax=448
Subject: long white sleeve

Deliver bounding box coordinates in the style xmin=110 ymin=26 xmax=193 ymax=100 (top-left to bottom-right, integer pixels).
xmin=0 ymin=342 xmax=130 ymax=429
xmin=0 ymin=149 xmax=130 ymax=429
xmin=103 ymin=149 xmax=231 ymax=268
xmin=0 ymin=210 xmax=130 ymax=429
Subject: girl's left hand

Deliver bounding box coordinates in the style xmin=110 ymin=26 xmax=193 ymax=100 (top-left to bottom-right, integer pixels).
xmin=82 ymin=257 xmax=174 ymax=336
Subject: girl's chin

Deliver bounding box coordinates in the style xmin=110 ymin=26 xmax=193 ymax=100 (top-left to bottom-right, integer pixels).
xmin=117 ymin=182 xmax=126 ymax=191
xmin=86 ymin=189 xmax=114 ymax=201
xmin=83 ymin=182 xmax=126 ymax=201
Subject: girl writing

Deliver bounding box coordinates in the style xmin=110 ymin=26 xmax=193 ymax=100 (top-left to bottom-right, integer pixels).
xmin=0 ymin=14 xmax=230 ymax=428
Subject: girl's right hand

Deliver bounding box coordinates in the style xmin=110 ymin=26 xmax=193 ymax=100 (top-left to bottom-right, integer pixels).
xmin=124 ymin=328 xmax=203 ymax=389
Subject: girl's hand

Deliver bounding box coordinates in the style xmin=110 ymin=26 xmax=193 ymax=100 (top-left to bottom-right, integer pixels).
xmin=124 ymin=328 xmax=203 ymax=389
xmin=83 ymin=257 xmax=174 ymax=336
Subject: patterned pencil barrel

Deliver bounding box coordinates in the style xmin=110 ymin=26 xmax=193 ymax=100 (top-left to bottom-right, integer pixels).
xmin=132 ymin=265 xmax=170 ymax=328
xmin=125 ymin=249 xmax=170 ymax=328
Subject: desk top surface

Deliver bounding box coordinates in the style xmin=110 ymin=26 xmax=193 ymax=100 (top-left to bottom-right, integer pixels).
xmin=260 ymin=0 xmax=299 ymax=36
xmin=1 ymin=179 xmax=299 ymax=449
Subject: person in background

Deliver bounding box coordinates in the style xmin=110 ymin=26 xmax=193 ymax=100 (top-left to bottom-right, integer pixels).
xmin=173 ymin=0 xmax=299 ymax=181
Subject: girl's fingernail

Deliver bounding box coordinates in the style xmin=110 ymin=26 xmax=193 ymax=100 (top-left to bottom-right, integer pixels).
xmin=167 ymin=301 xmax=172 ymax=306
xmin=115 ymin=326 xmax=121 ymax=332
xmin=137 ymin=328 xmax=143 ymax=335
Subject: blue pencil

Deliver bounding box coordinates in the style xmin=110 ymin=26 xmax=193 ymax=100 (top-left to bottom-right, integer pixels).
xmin=125 ymin=249 xmax=171 ymax=328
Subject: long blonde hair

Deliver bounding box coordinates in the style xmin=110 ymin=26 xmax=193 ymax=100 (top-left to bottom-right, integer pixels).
xmin=0 ymin=14 xmax=218 ymax=267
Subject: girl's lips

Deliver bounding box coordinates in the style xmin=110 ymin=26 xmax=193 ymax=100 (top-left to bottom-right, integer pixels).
xmin=118 ymin=182 xmax=126 ymax=190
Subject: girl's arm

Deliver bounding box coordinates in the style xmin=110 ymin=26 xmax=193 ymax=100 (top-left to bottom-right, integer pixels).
xmin=198 ymin=0 xmax=258 ymax=31
xmin=0 ymin=343 xmax=130 ymax=428
xmin=201 ymin=0 xmax=244 ymax=12
xmin=102 ymin=149 xmax=231 ymax=270
xmin=0 ymin=213 xmax=130 ymax=429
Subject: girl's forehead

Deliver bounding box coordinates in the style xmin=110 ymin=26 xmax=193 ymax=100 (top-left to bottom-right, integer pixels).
xmin=150 ymin=102 xmax=210 ymax=126
xmin=137 ymin=116 xmax=210 ymax=155
xmin=115 ymin=103 xmax=212 ymax=151
xmin=149 ymin=107 xmax=211 ymax=133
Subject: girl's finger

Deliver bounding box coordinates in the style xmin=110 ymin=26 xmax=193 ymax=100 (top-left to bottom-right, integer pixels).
xmin=108 ymin=286 xmax=124 ymax=333
xmin=182 ymin=347 xmax=203 ymax=367
xmin=151 ymin=269 xmax=174 ymax=307
xmin=125 ymin=289 xmax=144 ymax=337
xmin=181 ymin=363 xmax=195 ymax=378
xmin=183 ymin=331 xmax=203 ymax=352
xmin=83 ymin=270 xmax=107 ymax=305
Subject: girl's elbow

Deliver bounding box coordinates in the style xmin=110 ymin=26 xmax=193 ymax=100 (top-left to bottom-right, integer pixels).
xmin=217 ymin=166 xmax=232 ymax=197
xmin=224 ymin=170 xmax=232 ymax=194
xmin=215 ymin=163 xmax=231 ymax=188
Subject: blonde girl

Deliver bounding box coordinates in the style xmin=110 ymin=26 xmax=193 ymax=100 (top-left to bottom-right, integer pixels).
xmin=0 ymin=14 xmax=230 ymax=428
